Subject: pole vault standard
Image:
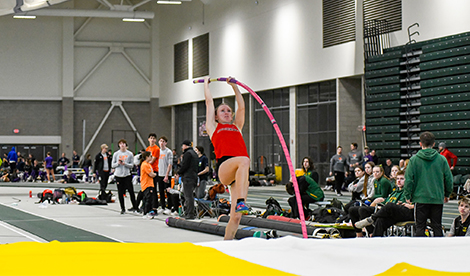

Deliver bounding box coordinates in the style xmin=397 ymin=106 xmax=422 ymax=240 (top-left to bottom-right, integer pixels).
xmin=194 ymin=77 xmax=308 ymax=239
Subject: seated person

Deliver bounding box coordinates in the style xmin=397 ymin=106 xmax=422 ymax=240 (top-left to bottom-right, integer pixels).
xmin=447 ymin=196 xmax=470 ymax=237
xmin=354 ymin=170 xmax=414 ymax=237
xmin=347 ymin=166 xmax=366 ymax=201
xmin=286 ymin=175 xmax=324 ymax=219
xmin=349 ymin=166 xmax=398 ymax=237
xmin=166 ymin=181 xmax=182 ymax=216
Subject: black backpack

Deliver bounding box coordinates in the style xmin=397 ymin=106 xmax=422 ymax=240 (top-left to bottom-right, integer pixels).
xmin=311 ymin=207 xmax=346 ymax=223
xmin=262 ymin=197 xmax=284 ymax=218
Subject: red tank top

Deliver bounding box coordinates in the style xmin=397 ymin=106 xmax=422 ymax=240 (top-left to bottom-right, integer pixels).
xmin=211 ymin=123 xmax=249 ymax=160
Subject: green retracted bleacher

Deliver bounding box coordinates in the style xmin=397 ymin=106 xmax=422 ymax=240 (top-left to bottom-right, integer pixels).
xmin=366 ymin=108 xmax=400 ymax=118
xmin=421 ymin=83 xmax=470 ymax=97
xmin=366 ymin=117 xmax=400 ymax=126
xmin=420 ymin=65 xmax=470 ymax=80
xmin=421 ymin=92 xmax=470 ymax=105
xmin=420 ymin=111 xmax=470 ymax=123
xmin=421 ymin=74 xmax=470 ymax=88
xmin=420 ymin=121 xmax=470 ymax=131
xmin=366 ymin=125 xmax=400 ymax=134
xmin=366 ymin=92 xmax=400 ymax=103
xmin=420 ymin=101 xmax=470 ymax=113
xmin=366 ymin=31 xmax=470 ymax=163
xmin=420 ymin=55 xmax=470 ymax=71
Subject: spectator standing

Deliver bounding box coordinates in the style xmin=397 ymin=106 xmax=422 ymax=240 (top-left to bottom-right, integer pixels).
xmin=363 ymin=146 xmax=373 ymax=165
xmin=82 ymin=154 xmax=92 ymax=182
xmin=44 ymin=152 xmax=55 ymax=183
xmin=370 ymin=149 xmax=379 ymax=165
xmin=346 ymin=143 xmax=363 ymax=184
xmin=195 ymin=146 xmax=209 ymax=199
xmin=146 ymin=133 xmax=161 ymax=211
xmin=93 ymin=144 xmax=112 ymax=198
xmin=72 ymin=150 xmax=80 ymax=168
xmin=157 ymin=136 xmax=173 ymax=215
xmin=438 ymin=142 xmax=458 ymax=171
xmin=329 ymin=146 xmax=348 ymax=196
xmin=404 ymin=131 xmax=453 ymax=237
xmin=175 ymin=140 xmax=198 ymax=219
xmin=58 ymin=153 xmax=70 ymax=167
xmin=112 ymin=139 xmax=138 ymax=214
xmin=7 ymin=147 xmax=18 ymax=173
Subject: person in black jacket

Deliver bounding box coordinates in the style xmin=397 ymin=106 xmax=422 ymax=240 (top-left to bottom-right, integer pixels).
xmin=175 ymin=140 xmax=198 ymax=219
xmin=93 ymin=144 xmax=113 ymax=199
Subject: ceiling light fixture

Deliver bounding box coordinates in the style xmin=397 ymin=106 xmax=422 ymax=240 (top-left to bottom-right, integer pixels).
xmin=122 ymin=18 xmax=145 ymax=22
xmin=13 ymin=15 xmax=37 ymax=19
xmin=157 ymin=1 xmax=182 ymax=4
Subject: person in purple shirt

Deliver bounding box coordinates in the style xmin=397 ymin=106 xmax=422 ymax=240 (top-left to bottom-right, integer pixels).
xmin=363 ymin=146 xmax=373 ymax=167
xmin=44 ymin=152 xmax=55 ymax=183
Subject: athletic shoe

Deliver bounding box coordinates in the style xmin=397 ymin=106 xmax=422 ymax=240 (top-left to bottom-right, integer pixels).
xmin=336 ymin=193 xmax=343 ymax=196
xmin=171 ymin=211 xmax=178 ymax=216
xmin=157 ymin=207 xmax=164 ymax=214
xmin=127 ymin=208 xmax=139 ymax=213
xmin=324 ymin=185 xmax=332 ymax=191
xmin=120 ymin=210 xmax=125 ymax=214
xmin=235 ymin=201 xmax=249 ymax=214
xmin=147 ymin=211 xmax=156 ymax=219
xmin=355 ymin=217 xmax=374 ymax=228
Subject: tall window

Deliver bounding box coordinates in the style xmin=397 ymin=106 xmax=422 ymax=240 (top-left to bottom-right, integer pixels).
xmin=297 ymin=80 xmax=336 ymax=167
xmin=174 ymin=104 xmax=192 ymax=153
xmin=253 ymin=88 xmax=290 ymax=182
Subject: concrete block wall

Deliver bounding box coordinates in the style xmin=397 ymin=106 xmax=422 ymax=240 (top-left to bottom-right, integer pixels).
xmin=0 ymin=100 xmax=61 ymax=136
xmin=337 ymin=77 xmax=364 ymax=151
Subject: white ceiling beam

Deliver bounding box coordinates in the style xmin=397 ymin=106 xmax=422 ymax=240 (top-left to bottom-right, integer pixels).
xmin=74 ymin=41 xmax=150 ymax=48
xmin=16 ymin=8 xmax=154 ymax=19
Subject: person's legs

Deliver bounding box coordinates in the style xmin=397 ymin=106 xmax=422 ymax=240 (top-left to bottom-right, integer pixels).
xmin=358 ymin=206 xmax=376 ymax=235
xmin=115 ymin=177 xmax=126 ymax=212
xmin=429 ymin=204 xmax=444 ymax=237
xmin=99 ymin=171 xmax=109 ymax=197
xmin=414 ymin=203 xmax=429 ymax=237
xmin=142 ymin=187 xmax=155 ymax=215
xmin=195 ymin=179 xmax=207 ymax=199
xmin=46 ymin=169 xmax=51 ymax=182
xmin=182 ymin=179 xmax=196 ymax=218
xmin=288 ymin=196 xmax=299 ymax=218
xmin=152 ymin=177 xmax=160 ymax=209
xmin=218 ymin=157 xmax=250 ymax=240
xmin=124 ymin=175 xmax=137 ymax=210
xmin=157 ymin=176 xmax=167 ymax=209
xmin=349 ymin=206 xmax=363 ymax=237
xmin=136 ymin=190 xmax=144 ymax=209
xmin=334 ymin=171 xmax=345 ymax=195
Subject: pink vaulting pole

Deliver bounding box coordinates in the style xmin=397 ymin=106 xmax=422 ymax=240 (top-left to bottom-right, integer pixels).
xmin=194 ymin=77 xmax=308 ymax=239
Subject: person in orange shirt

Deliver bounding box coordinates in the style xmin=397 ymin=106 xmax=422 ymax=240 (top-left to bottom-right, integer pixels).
xmin=140 ymin=151 xmax=157 ymax=218
xmin=146 ymin=133 xmax=161 ymax=211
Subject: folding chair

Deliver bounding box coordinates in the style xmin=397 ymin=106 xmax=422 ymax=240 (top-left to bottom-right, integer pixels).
xmin=195 ymin=196 xmax=219 ymax=219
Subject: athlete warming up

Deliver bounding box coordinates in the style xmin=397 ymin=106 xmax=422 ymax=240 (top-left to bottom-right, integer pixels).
xmin=204 ymin=76 xmax=250 ymax=240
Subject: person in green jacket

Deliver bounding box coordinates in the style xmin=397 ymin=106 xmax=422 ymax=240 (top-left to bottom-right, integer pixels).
xmin=286 ymin=175 xmax=324 ymax=219
xmin=404 ymin=131 xmax=453 ymax=237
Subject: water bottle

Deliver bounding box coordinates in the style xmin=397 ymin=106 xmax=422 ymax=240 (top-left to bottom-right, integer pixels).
xmin=81 ymin=193 xmax=86 ymax=201
xmin=178 ymin=205 xmax=182 ymax=216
